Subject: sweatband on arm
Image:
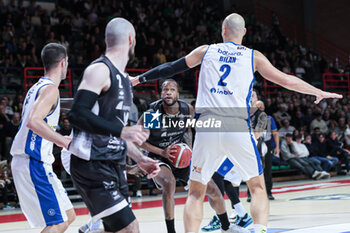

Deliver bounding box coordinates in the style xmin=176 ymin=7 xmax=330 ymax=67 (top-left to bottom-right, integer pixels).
xmin=68 ymin=89 xmax=124 ymax=137
xmin=138 ymin=57 xmax=189 ymax=83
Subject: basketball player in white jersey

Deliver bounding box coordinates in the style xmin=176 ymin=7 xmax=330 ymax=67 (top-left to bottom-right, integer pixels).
xmin=10 ymin=43 xmax=76 ymax=233
xmin=134 ymin=13 xmax=342 ymax=233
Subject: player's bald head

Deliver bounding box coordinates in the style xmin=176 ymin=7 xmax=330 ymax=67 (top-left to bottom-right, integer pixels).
xmin=105 ymin=18 xmax=135 ymax=48
xmin=222 ymin=13 xmax=246 ymax=38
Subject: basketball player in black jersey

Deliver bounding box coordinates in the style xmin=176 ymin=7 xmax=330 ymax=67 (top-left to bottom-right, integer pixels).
xmin=138 ymin=79 xmax=243 ymax=233
xmin=68 ymin=18 xmax=160 ymax=233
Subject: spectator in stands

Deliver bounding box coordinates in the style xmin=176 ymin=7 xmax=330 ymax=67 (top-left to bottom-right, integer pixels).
xmin=311 ymin=127 xmax=321 ymax=142
xmin=305 ymin=134 xmax=338 ymax=172
xmin=57 ymin=118 xmax=71 ymax=136
xmin=303 ymin=108 xmax=315 ymax=129
xmin=274 ymin=103 xmax=291 ymax=127
xmin=310 ymin=113 xmax=328 ymax=134
xmin=0 ymin=97 xmax=13 ymax=116
xmin=3 ymin=112 xmax=20 ymax=161
xmin=327 ymin=131 xmax=350 ymax=174
xmin=337 ymin=117 xmax=347 ymax=137
xmin=278 ymin=119 xmax=295 ymax=138
xmin=344 ymin=127 xmax=350 ymax=149
xmin=0 ymin=159 xmax=16 ymax=210
xmin=328 ymin=120 xmax=341 ymax=136
xmin=291 ymin=110 xmax=305 ymax=130
xmin=280 ymin=133 xmax=329 ymax=179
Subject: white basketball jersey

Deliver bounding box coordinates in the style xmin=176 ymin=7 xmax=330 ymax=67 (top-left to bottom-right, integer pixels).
xmin=11 ymin=77 xmax=60 ymax=164
xmin=196 ymin=42 xmax=255 ymax=119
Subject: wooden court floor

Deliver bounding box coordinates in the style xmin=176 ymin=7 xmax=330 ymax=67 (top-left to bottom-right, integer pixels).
xmin=0 ymin=176 xmax=349 ymax=233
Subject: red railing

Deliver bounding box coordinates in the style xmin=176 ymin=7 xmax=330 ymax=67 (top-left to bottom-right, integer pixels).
xmin=24 ymin=67 xmax=72 ymax=97
xmin=323 ymin=73 xmax=350 ymax=95
xmin=254 ymin=3 xmax=350 ymax=66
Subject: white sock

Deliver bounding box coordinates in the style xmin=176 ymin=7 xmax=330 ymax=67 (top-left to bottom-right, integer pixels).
xmin=233 ymin=202 xmax=246 ymax=217
xmin=254 ymin=224 xmax=267 ymax=233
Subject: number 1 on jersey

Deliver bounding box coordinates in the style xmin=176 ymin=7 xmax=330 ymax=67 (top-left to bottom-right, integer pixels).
xmin=218 ymin=64 xmax=231 ymax=86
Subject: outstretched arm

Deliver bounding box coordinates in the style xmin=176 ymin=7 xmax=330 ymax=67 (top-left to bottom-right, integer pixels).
xmin=132 ymin=45 xmax=209 ymax=86
xmin=254 ymin=50 xmax=342 ymax=103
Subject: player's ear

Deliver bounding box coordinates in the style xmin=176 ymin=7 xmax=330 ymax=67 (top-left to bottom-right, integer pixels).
xmin=243 ymin=28 xmax=247 ymax=36
xmin=129 ymin=34 xmax=133 ymax=47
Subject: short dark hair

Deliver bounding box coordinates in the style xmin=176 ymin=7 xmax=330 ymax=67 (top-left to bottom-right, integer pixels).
xmin=286 ymin=133 xmax=293 ymax=138
xmin=41 ymin=43 xmax=67 ymax=71
xmin=161 ymin=79 xmax=179 ymax=91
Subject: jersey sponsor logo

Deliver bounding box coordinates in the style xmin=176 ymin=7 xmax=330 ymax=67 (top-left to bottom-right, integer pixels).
xmin=143 ymin=110 xmax=161 ymax=129
xmin=107 ymin=137 xmax=124 ymax=150
xmin=210 ymin=87 xmax=233 ymax=96
xmin=30 ymin=132 xmax=38 ymax=151
xmin=192 ymin=165 xmax=202 ymax=174
xmin=217 ymin=48 xmax=243 ymax=56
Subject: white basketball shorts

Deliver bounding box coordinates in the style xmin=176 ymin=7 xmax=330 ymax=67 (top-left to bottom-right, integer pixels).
xmin=11 ymin=155 xmax=73 ymax=228
xmin=190 ymin=117 xmax=263 ymax=184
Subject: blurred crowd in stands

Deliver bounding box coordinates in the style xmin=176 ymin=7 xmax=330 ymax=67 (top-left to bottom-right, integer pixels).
xmin=0 ymin=0 xmax=350 ymax=209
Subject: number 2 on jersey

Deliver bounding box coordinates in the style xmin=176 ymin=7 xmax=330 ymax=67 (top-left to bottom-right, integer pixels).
xmin=218 ymin=64 xmax=231 ymax=86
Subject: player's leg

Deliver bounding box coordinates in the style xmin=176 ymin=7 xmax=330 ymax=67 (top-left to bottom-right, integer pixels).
xmin=102 ymin=206 xmax=139 ymax=233
xmin=41 ymin=221 xmax=69 ymax=233
xmin=224 ymin=130 xmax=268 ymax=233
xmin=184 ymin=131 xmax=226 ymax=232
xmin=206 ymin=179 xmax=232 ymax=231
xmin=153 ymin=164 xmax=176 ymax=233
xmin=71 ymin=157 xmax=136 ymax=233
xmin=184 ymin=179 xmax=207 ymax=232
xmin=246 ymin=175 xmax=269 ymax=231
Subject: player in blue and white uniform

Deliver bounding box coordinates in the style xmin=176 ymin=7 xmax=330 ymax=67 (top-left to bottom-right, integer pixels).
xmin=10 ymin=43 xmax=76 ymax=232
xmin=134 ymin=13 xmax=342 ymax=233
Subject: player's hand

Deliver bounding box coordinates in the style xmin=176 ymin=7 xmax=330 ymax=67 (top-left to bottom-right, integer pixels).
xmin=126 ymin=164 xmax=144 ymax=177
xmin=314 ymin=91 xmax=342 ymax=104
xmin=137 ymin=156 xmax=160 ymax=179
xmin=121 ymin=125 xmax=150 ymax=146
xmin=161 ymin=143 xmax=177 ymax=163
xmin=129 ymin=76 xmax=140 ymax=86
xmin=274 ymin=147 xmax=280 ymax=155
xmin=58 ymin=136 xmax=71 ymax=150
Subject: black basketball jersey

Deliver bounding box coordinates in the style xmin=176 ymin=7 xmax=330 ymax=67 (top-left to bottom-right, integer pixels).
xmin=70 ymin=55 xmax=132 ymax=163
xmin=147 ymin=99 xmax=190 ymax=152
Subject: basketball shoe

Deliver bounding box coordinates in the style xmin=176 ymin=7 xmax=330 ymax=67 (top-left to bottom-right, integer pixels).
xmin=221 ymin=223 xmax=250 ymax=233
xmin=201 ymin=215 xmax=221 ymax=232
xmin=236 ymin=213 xmax=253 ymax=228
xmin=79 ymin=219 xmax=102 ymax=233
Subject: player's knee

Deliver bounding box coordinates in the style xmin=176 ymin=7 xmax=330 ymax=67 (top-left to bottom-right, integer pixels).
xmin=67 ymin=209 xmax=76 ymax=225
xmin=247 ymin=176 xmax=266 ymax=194
xmin=206 ymin=183 xmax=222 ymax=200
xmin=159 ymin=176 xmax=176 ymax=192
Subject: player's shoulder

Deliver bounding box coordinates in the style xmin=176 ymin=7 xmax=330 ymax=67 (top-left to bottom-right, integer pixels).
xmin=84 ymin=62 xmax=110 ymax=77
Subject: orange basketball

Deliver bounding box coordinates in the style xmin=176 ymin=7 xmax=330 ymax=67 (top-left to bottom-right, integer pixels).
xmin=170 ymin=143 xmax=192 ymax=168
